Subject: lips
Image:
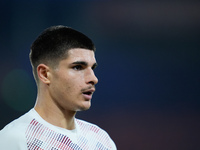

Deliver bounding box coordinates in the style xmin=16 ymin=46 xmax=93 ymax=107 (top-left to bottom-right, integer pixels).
xmin=82 ymin=88 xmax=95 ymax=100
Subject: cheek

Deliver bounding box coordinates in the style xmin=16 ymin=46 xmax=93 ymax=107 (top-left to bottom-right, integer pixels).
xmin=56 ymin=71 xmax=85 ymax=95
xmin=62 ymin=77 xmax=81 ymax=93
xmin=67 ymin=72 xmax=85 ymax=86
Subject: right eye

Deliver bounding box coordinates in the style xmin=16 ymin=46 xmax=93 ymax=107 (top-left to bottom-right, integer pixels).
xmin=72 ymin=65 xmax=83 ymax=71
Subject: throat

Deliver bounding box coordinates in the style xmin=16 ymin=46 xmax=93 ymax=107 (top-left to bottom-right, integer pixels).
xmin=58 ymin=117 xmax=76 ymax=130
xmin=34 ymin=105 xmax=76 ymax=130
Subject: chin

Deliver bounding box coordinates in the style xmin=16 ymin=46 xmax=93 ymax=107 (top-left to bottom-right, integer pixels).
xmin=77 ymin=103 xmax=91 ymax=111
xmin=78 ymin=108 xmax=90 ymax=112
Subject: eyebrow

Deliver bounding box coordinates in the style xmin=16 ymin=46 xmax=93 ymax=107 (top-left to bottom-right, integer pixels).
xmin=72 ymin=61 xmax=98 ymax=69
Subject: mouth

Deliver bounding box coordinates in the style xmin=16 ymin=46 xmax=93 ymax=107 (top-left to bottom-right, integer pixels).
xmin=82 ymin=88 xmax=95 ymax=100
xmin=83 ymin=91 xmax=93 ymax=95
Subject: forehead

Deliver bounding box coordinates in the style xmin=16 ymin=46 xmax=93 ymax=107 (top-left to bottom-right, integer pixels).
xmin=65 ymin=48 xmax=96 ymax=63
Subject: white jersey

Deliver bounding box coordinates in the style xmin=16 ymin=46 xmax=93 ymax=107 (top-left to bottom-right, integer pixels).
xmin=0 ymin=109 xmax=116 ymax=150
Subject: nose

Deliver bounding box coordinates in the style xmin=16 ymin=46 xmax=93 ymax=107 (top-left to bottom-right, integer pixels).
xmin=86 ymin=69 xmax=98 ymax=85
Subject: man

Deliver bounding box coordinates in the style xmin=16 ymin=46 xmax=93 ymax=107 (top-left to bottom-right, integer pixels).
xmin=0 ymin=25 xmax=117 ymax=149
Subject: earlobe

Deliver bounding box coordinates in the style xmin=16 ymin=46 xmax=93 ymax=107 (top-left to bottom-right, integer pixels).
xmin=37 ymin=64 xmax=51 ymax=84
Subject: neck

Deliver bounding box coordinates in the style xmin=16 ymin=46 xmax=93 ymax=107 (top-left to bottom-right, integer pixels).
xmin=34 ymin=96 xmax=76 ymax=130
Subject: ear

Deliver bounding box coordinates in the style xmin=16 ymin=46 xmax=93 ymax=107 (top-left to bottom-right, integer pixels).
xmin=37 ymin=64 xmax=51 ymax=85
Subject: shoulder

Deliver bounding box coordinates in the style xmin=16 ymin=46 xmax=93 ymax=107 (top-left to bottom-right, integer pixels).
xmin=76 ymin=119 xmax=117 ymax=149
xmin=0 ymin=109 xmax=34 ymax=132
xmin=0 ymin=109 xmax=34 ymax=149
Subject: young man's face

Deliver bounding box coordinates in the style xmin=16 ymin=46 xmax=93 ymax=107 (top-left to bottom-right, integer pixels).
xmin=48 ymin=48 xmax=98 ymax=112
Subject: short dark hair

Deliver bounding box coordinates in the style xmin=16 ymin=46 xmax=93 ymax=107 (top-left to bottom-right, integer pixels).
xmin=29 ymin=25 xmax=96 ymax=83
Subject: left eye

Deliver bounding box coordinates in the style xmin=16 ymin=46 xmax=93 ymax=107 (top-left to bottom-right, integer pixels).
xmin=73 ymin=65 xmax=83 ymax=70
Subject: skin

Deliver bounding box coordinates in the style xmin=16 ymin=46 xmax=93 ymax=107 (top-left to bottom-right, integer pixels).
xmin=34 ymin=48 xmax=98 ymax=130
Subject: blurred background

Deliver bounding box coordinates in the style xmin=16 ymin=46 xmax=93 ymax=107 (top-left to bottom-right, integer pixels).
xmin=0 ymin=0 xmax=199 ymax=149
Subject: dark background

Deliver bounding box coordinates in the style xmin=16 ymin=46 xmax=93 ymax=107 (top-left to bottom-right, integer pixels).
xmin=0 ymin=0 xmax=200 ymax=149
